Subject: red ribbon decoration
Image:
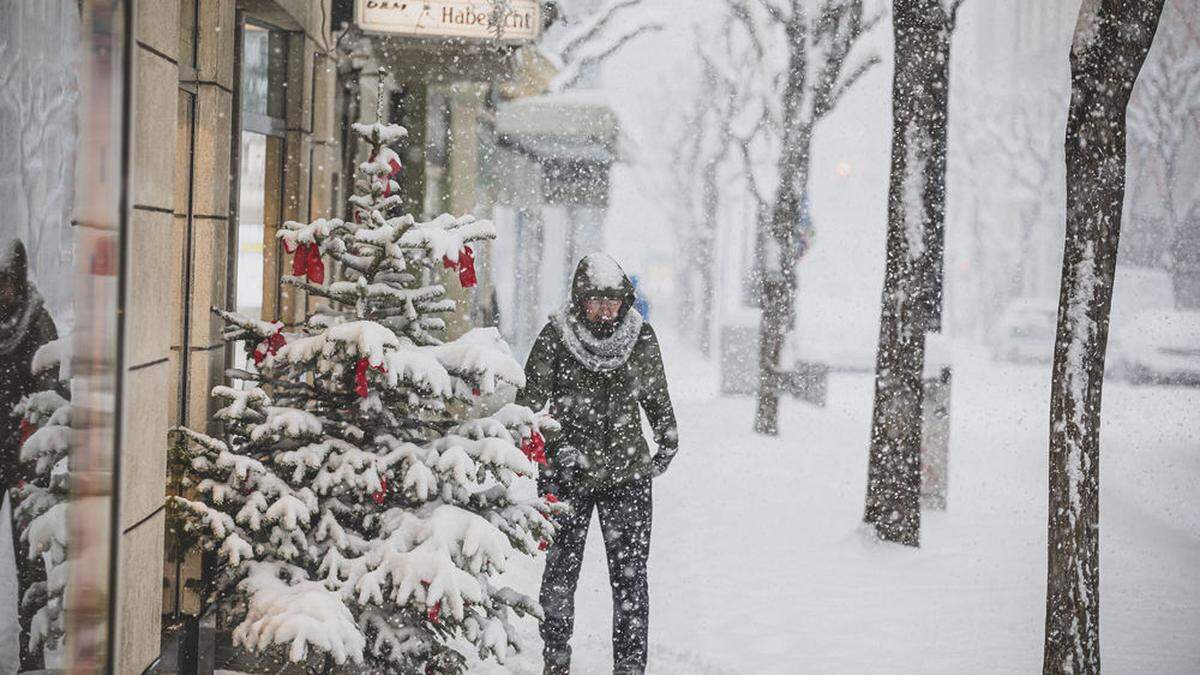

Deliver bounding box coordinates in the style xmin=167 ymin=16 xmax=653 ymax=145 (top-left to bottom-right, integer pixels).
xmin=354 ymin=358 xmax=388 ymax=398
xmin=18 ymin=419 xmax=34 ymax=446
xmin=520 ymin=431 xmax=547 ymax=465
xmin=289 ymin=242 xmax=324 ymax=284
xmin=252 ymin=329 xmax=287 ymax=366
xmin=442 ymin=245 xmax=477 ymax=288
xmin=427 ymin=601 xmax=441 ymax=624
xmin=544 ymin=493 xmax=559 ymax=504
xmin=372 ymin=475 xmax=388 ymax=505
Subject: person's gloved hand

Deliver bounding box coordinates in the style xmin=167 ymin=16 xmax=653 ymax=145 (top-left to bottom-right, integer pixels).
xmin=555 ymin=445 xmax=583 ymax=484
xmin=651 ymin=447 xmax=677 ymax=478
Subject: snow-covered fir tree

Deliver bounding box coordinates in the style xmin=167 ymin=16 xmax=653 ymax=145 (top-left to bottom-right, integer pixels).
xmin=171 ymin=117 xmax=565 ymax=673
xmin=12 ymin=337 xmax=71 ymax=662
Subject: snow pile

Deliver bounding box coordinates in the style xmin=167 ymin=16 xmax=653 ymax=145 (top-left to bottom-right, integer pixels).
xmin=233 ymin=562 xmax=365 ymax=664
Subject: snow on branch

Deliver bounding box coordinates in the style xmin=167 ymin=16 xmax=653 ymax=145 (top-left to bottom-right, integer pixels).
xmin=233 ymin=562 xmax=366 ymax=665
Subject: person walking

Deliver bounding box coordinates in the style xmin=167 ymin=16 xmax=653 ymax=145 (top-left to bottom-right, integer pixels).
xmin=518 ymin=253 xmax=679 ymax=675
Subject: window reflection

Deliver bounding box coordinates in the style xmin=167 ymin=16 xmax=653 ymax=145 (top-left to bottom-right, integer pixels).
xmin=1 ymin=0 xmax=121 ymax=672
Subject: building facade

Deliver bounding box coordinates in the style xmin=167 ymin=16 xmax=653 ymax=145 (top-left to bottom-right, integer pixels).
xmin=1 ymin=0 xmax=569 ymax=671
xmin=1 ymin=0 xmax=342 ymax=671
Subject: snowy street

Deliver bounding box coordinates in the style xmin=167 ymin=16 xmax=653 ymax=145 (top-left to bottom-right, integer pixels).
xmin=479 ymin=332 xmax=1200 ymax=674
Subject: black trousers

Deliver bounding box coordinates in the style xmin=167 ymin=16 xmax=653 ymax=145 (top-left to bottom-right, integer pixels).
xmin=540 ymin=479 xmax=652 ymax=675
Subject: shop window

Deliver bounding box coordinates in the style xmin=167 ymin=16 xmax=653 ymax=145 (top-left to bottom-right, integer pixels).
xmin=232 ymin=22 xmax=288 ymax=371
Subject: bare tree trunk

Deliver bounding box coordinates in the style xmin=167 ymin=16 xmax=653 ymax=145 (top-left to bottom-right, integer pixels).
xmin=919 ymin=21 xmax=953 ymax=332
xmin=1043 ymin=1 xmax=1163 ymax=671
xmin=698 ymin=240 xmax=717 ymax=357
xmin=676 ymin=234 xmax=697 ymax=332
xmin=753 ymin=10 xmax=811 ymax=436
xmin=754 ymin=132 xmax=810 ymax=435
xmin=864 ymin=0 xmax=960 ymax=546
xmin=699 ymin=154 xmax=722 ymax=357
xmin=749 ymin=0 xmax=879 ymax=435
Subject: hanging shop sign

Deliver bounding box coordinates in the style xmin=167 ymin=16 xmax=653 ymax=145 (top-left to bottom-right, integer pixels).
xmin=356 ymin=0 xmax=542 ymax=42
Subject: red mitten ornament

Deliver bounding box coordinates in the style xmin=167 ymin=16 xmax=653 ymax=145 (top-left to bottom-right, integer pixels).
xmin=289 ymin=242 xmax=324 ymax=284
xmin=354 ymin=358 xmax=388 ymax=398
xmin=521 ymin=431 xmax=547 ymax=465
xmin=252 ymin=329 xmax=287 ymax=366
xmin=306 ymin=244 xmax=325 ymax=284
xmin=372 ymin=475 xmax=388 ymax=505
xmin=18 ymin=419 xmax=34 ymax=446
xmin=372 ymin=148 xmax=403 ymax=197
xmin=427 ymin=601 xmax=441 ymax=624
xmin=442 ymin=245 xmax=477 ymax=288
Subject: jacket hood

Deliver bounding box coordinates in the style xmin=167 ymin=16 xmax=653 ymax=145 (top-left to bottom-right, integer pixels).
xmin=571 ymin=253 xmax=634 ymax=307
xmin=569 ymin=254 xmax=635 ymax=335
xmin=0 ymin=240 xmax=31 ymax=315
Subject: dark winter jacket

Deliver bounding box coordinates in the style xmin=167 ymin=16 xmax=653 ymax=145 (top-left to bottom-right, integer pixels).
xmin=517 ymin=255 xmax=678 ymax=494
xmin=0 ymin=242 xmax=59 ymax=493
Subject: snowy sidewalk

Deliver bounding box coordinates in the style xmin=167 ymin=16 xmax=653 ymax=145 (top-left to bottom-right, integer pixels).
xmin=476 ymin=335 xmax=1200 ymax=674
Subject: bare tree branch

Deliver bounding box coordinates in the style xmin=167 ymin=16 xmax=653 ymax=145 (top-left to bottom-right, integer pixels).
xmin=552 ymin=23 xmax=666 ymax=91
xmin=726 ymin=0 xmax=768 ymax=59
xmin=757 ymin=0 xmax=789 ymax=24
xmin=823 ymin=53 xmax=882 ymax=116
xmin=559 ymin=0 xmax=643 ymax=63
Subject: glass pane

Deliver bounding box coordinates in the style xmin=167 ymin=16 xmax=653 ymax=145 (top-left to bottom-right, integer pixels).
xmin=240 ymin=25 xmax=269 ymax=116
xmin=241 ymin=24 xmax=287 ymax=120
xmin=266 ymin=30 xmax=288 ymax=119
xmin=1 ymin=0 xmax=120 ymax=671
xmin=237 ymin=132 xmax=268 ymax=321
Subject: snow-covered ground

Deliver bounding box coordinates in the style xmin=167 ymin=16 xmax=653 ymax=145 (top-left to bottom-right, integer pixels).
xmin=475 ymin=331 xmax=1200 ymax=674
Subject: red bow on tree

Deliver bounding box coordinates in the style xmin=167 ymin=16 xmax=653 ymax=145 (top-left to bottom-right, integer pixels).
xmin=521 ymin=431 xmax=547 ymax=465
xmin=442 ymin=245 xmax=477 ymax=288
xmin=252 ymin=328 xmax=287 ymax=366
xmin=354 ymin=358 xmax=388 ymax=398
xmin=285 ymin=241 xmax=325 ymax=284
xmin=427 ymin=601 xmax=442 ymax=624
xmin=372 ymin=475 xmax=388 ymax=505
xmin=18 ymin=419 xmax=34 ymax=446
xmin=544 ymin=493 xmax=559 ymax=504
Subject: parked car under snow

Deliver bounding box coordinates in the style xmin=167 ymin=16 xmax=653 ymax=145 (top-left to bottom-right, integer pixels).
xmin=1108 ymin=309 xmax=1200 ymax=385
